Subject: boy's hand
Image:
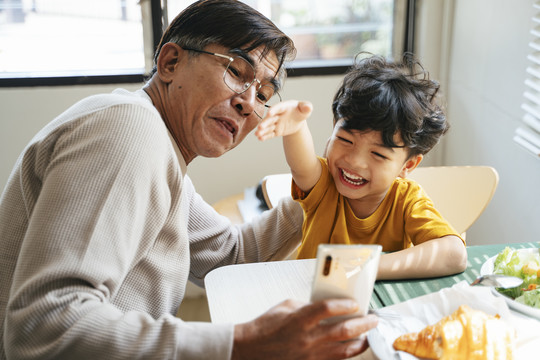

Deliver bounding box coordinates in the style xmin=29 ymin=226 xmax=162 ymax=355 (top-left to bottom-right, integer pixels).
xmin=255 ymin=100 xmax=313 ymax=141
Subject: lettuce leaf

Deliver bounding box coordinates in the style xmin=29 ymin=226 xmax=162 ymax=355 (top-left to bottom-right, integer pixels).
xmin=492 ymin=247 xmax=540 ymax=299
xmin=515 ymin=289 xmax=540 ymax=309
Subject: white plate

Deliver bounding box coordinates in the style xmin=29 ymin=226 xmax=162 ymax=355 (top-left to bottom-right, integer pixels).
xmin=480 ymin=248 xmax=540 ymax=319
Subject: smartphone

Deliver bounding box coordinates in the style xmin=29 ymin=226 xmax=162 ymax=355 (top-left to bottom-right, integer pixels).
xmin=310 ymin=244 xmax=382 ymax=318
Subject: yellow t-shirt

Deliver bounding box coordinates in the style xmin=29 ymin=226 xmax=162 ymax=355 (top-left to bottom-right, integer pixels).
xmin=293 ymin=157 xmax=464 ymax=259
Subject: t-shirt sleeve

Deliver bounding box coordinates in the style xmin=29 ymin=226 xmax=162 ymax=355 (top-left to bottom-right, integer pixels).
xmin=292 ymin=157 xmax=330 ymax=211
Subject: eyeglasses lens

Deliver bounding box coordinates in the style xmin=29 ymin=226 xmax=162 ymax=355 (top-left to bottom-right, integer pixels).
xmin=257 ymin=88 xmax=281 ymax=118
xmin=223 ymin=57 xmax=255 ymax=93
xmin=223 ymin=57 xmax=280 ymax=118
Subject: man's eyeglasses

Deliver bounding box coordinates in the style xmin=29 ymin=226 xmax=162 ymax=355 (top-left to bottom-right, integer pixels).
xmin=182 ymin=47 xmax=281 ymax=119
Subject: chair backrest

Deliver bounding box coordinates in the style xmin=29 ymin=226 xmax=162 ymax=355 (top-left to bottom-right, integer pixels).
xmin=261 ymin=173 xmax=293 ymax=210
xmin=407 ymin=166 xmax=499 ymax=235
xmin=261 ymin=166 xmax=499 ymax=235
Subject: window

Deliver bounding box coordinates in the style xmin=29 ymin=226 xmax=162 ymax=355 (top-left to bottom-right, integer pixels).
xmin=0 ymin=0 xmax=409 ymax=86
xmin=166 ymin=0 xmax=407 ymax=73
xmin=0 ymin=0 xmax=146 ymax=85
xmin=516 ymin=0 xmax=540 ymax=159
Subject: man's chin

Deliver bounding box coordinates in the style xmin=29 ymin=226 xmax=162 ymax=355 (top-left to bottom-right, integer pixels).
xmin=201 ymin=145 xmax=234 ymax=158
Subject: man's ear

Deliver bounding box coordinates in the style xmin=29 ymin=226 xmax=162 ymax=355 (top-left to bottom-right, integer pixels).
xmin=399 ymin=154 xmax=423 ymax=178
xmin=156 ymin=42 xmax=185 ymax=83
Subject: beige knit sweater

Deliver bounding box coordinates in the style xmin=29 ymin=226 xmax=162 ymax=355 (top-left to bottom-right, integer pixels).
xmin=0 ymin=89 xmax=302 ymax=359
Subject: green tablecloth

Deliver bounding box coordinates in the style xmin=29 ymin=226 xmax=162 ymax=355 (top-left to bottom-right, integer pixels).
xmin=370 ymin=242 xmax=539 ymax=309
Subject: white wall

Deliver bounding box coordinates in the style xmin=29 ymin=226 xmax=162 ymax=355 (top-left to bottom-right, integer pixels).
xmin=0 ymin=76 xmax=343 ymax=202
xmin=441 ymin=0 xmax=540 ymax=245
xmin=1 ymin=0 xmax=538 ymax=247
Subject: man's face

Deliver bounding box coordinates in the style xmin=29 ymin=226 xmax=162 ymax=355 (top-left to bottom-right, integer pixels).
xmin=163 ymin=44 xmax=281 ymax=162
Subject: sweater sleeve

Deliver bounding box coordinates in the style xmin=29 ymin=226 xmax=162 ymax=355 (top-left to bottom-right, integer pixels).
xmin=3 ymin=101 xmax=234 ymax=360
xmin=185 ymin=176 xmax=304 ymax=287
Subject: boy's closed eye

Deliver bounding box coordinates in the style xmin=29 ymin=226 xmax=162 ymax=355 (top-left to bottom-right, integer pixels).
xmin=372 ymin=151 xmax=388 ymax=160
xmin=337 ymin=136 xmax=353 ymax=144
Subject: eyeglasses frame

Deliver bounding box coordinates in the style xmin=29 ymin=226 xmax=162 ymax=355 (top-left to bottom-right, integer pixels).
xmin=181 ymin=46 xmax=281 ymax=119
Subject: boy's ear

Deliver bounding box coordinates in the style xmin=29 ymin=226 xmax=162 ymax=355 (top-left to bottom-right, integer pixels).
xmin=399 ymin=154 xmax=423 ymax=178
xmin=156 ymin=43 xmax=186 ymax=83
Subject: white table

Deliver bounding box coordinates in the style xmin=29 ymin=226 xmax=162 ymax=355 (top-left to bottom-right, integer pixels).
xmin=205 ymin=259 xmax=316 ymax=324
xmin=204 ymin=258 xmax=379 ymax=360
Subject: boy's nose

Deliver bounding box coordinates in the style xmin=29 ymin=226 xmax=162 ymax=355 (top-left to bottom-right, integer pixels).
xmin=345 ymin=151 xmax=368 ymax=170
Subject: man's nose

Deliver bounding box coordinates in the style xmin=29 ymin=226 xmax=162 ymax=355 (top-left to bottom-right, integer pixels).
xmin=232 ymin=86 xmax=257 ymax=117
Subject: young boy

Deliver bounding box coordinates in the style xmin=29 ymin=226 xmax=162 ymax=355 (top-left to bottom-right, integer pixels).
xmin=256 ymin=53 xmax=467 ymax=279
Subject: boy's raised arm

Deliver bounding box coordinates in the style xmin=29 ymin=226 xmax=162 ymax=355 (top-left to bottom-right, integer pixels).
xmin=256 ymin=100 xmax=321 ymax=192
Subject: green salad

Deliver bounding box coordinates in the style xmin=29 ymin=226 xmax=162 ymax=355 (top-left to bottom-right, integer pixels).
xmin=492 ymin=247 xmax=540 ymax=308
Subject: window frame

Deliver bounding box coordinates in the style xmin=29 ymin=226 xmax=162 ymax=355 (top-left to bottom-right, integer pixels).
xmin=0 ymin=0 xmax=415 ymax=87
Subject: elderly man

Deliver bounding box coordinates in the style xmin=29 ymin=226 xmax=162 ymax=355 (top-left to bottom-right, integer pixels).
xmin=0 ymin=1 xmax=377 ymax=359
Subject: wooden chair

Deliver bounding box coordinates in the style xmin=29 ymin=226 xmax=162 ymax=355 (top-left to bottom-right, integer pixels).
xmin=406 ymin=166 xmax=499 ymax=237
xmin=261 ymin=166 xmax=499 ymax=238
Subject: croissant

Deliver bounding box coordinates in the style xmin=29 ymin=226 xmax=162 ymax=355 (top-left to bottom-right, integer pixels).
xmin=392 ymin=305 xmax=515 ymax=360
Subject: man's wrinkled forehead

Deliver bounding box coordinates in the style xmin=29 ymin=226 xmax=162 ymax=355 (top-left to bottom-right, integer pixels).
xmin=245 ymin=47 xmax=284 ymax=91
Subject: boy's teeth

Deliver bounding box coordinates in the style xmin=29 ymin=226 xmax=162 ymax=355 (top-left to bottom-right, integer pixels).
xmin=342 ymin=169 xmax=366 ymax=185
xmin=343 ymin=169 xmax=362 ymax=180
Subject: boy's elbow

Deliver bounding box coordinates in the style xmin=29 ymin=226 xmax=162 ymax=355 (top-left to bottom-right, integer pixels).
xmin=448 ymin=236 xmax=468 ymax=273
xmin=455 ymin=250 xmax=468 ymax=273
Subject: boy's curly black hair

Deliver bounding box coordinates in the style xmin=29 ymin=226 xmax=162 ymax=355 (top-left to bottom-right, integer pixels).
xmin=332 ymin=53 xmax=448 ymax=157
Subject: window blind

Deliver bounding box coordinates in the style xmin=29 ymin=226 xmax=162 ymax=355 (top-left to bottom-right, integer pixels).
xmin=517 ymin=1 xmax=540 ymax=158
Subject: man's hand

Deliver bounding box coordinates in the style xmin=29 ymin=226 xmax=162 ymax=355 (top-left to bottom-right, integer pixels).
xmin=232 ymin=298 xmax=378 ymax=360
xmin=255 ymin=100 xmax=313 ymax=141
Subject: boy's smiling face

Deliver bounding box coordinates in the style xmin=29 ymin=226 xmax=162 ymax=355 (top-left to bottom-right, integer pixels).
xmin=326 ymin=119 xmax=422 ymax=218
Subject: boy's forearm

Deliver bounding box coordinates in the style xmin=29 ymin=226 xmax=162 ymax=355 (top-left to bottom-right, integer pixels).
xmin=283 ymin=121 xmax=321 ymax=191
xmin=376 ymin=236 xmax=467 ymax=280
